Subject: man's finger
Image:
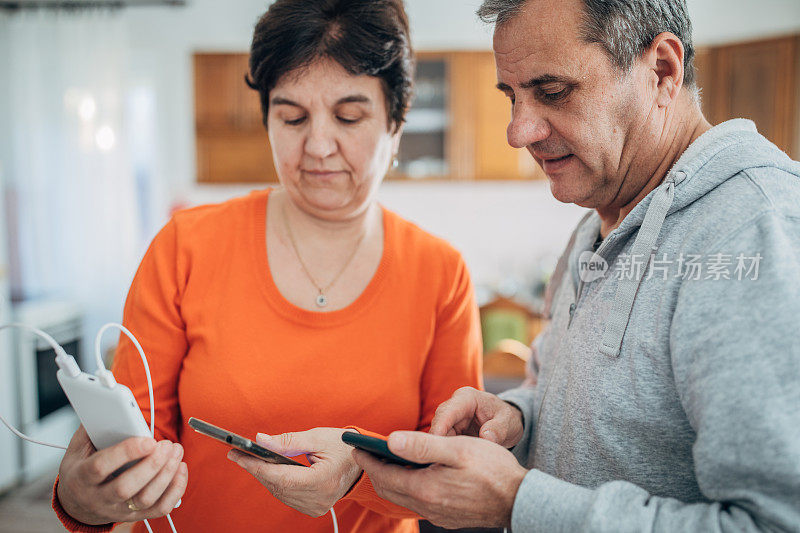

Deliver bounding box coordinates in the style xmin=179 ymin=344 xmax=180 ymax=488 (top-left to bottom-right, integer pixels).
xmin=386 ymin=431 xmax=462 ymax=466
xmin=352 ymin=449 xmax=429 ymax=512
xmin=351 ymin=449 xmax=409 ymax=493
xmin=430 ymin=391 xmax=477 ymax=436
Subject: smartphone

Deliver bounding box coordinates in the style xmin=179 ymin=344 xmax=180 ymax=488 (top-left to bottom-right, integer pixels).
xmin=188 ymin=417 xmax=305 ymax=467
xmin=341 ymin=431 xmax=430 ymax=468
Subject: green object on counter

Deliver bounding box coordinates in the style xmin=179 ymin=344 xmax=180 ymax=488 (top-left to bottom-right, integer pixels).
xmin=481 ymin=309 xmax=528 ymax=353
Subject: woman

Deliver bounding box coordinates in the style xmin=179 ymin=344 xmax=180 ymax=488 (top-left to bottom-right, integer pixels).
xmin=52 ymin=1 xmax=482 ymax=532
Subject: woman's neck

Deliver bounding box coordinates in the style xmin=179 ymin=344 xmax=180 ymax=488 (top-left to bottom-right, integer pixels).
xmin=273 ymin=188 xmax=380 ymax=246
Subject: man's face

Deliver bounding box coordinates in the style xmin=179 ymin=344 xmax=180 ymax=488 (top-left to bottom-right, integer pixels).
xmin=494 ymin=0 xmax=658 ymax=209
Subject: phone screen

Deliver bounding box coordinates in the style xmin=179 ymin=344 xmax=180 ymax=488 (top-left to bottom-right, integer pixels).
xmin=188 ymin=417 xmax=305 ymax=467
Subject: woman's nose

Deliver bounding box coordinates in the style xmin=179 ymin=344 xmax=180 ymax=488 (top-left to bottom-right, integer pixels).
xmin=506 ymin=104 xmax=551 ymax=149
xmin=304 ymin=119 xmax=338 ymax=160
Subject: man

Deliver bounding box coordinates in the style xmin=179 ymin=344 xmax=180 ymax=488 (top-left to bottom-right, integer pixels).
xmin=353 ymin=0 xmax=800 ymax=530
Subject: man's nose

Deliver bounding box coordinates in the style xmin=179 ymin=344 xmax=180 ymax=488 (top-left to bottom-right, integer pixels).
xmin=506 ymin=104 xmax=551 ymax=149
xmin=304 ymin=118 xmax=338 ymax=160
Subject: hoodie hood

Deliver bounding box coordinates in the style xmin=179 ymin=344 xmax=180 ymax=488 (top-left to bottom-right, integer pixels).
xmin=557 ymin=119 xmax=796 ymax=357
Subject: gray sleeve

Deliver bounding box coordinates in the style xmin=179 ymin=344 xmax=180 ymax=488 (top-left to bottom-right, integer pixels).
xmin=510 ymin=211 xmax=800 ymax=532
xmin=497 ymin=325 xmax=548 ymax=466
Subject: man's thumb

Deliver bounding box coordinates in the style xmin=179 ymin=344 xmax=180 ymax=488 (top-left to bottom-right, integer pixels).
xmin=478 ymin=420 xmax=506 ymax=445
xmin=387 ymin=431 xmax=458 ymax=466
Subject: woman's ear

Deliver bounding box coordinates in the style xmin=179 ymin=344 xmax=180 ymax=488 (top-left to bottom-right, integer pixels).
xmin=649 ymin=32 xmax=685 ymax=108
xmin=391 ymin=123 xmax=404 ymax=154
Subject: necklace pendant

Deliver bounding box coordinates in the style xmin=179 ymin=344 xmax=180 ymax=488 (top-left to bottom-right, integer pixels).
xmin=315 ymin=293 xmax=328 ymax=307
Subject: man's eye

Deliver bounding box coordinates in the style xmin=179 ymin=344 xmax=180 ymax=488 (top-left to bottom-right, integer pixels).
xmin=539 ymin=87 xmax=571 ymax=103
xmin=337 ymin=116 xmax=360 ymax=124
xmin=284 ymin=116 xmax=306 ymax=126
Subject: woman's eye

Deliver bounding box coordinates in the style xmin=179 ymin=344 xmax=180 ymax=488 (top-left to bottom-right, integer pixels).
xmin=284 ymin=116 xmax=306 ymax=126
xmin=337 ymin=116 xmax=360 ymax=124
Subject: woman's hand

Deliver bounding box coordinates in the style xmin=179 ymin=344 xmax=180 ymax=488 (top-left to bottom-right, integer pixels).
xmin=227 ymin=427 xmax=362 ymax=517
xmin=56 ymin=425 xmax=188 ymax=525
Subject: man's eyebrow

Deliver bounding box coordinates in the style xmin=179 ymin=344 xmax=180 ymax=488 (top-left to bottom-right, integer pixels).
xmin=520 ymin=74 xmax=575 ymax=89
xmin=496 ymin=75 xmax=575 ymax=93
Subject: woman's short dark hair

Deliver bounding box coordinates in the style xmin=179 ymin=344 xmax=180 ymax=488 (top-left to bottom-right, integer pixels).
xmin=246 ymin=0 xmax=414 ymax=132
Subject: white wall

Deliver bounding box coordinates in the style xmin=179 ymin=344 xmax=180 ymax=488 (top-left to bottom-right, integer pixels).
xmin=0 ymin=14 xmax=21 ymax=494
xmin=149 ymin=0 xmax=800 ymax=290
xmin=3 ymin=0 xmax=800 ymax=295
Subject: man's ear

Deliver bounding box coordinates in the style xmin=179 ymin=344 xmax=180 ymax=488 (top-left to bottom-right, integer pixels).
xmin=648 ymin=32 xmax=685 ymax=108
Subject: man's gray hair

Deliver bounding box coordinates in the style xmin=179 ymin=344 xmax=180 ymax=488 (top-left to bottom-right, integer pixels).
xmin=477 ymin=0 xmax=697 ymax=91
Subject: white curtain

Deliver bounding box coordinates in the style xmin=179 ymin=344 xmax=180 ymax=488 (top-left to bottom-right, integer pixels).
xmin=3 ymin=9 xmax=156 ymax=366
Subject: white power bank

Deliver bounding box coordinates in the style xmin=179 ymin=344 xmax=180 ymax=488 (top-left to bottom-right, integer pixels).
xmin=57 ymin=369 xmax=151 ymax=450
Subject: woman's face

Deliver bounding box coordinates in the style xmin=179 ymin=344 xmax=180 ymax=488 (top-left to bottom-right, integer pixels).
xmin=267 ymin=58 xmax=401 ymax=221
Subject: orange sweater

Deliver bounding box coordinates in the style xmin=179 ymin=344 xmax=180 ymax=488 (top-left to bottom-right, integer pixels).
xmin=53 ymin=189 xmax=482 ymax=533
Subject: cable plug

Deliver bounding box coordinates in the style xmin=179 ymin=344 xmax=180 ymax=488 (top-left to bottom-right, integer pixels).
xmin=95 ymin=368 xmax=117 ymax=389
xmin=55 ymin=352 xmax=81 ymax=378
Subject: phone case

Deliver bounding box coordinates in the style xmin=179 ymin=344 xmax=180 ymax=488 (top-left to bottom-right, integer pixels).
xmin=187 ymin=417 xmax=304 ymax=466
xmin=57 ymin=369 xmax=152 ymax=450
xmin=341 ymin=432 xmax=430 ymax=468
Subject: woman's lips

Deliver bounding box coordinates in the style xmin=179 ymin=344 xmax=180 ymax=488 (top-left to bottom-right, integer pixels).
xmin=302 ymin=169 xmax=345 ymax=178
xmin=540 ymin=154 xmax=574 ymax=174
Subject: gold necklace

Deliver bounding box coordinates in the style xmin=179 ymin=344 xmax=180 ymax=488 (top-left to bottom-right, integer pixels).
xmin=281 ymin=203 xmax=367 ymax=308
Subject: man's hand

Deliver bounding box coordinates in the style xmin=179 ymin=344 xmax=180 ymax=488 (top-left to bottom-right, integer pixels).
xmin=430 ymin=386 xmax=524 ymax=448
xmin=227 ymin=427 xmax=362 ymax=517
xmin=353 ymin=431 xmax=527 ymax=529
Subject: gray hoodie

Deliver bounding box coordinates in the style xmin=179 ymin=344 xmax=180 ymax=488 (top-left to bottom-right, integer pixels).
xmin=500 ymin=119 xmax=800 ymax=532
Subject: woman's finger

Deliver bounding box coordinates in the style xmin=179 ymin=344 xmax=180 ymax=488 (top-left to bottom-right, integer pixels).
xmin=141 ymin=462 xmax=189 ymax=520
xmin=79 ymin=436 xmax=158 ymax=486
xmin=128 ymin=444 xmax=184 ymax=510
xmin=100 ymin=441 xmax=177 ymax=503
xmin=256 ymin=429 xmax=327 ymax=457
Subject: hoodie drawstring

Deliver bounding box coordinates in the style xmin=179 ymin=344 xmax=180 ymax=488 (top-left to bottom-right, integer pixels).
xmin=599 ymin=171 xmax=686 ymax=357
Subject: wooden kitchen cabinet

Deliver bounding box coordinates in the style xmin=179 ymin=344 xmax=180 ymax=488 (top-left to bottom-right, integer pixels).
xmin=393 ymin=51 xmax=544 ymax=181
xmin=193 ymin=50 xmax=545 ymax=183
xmin=194 ymin=53 xmax=277 ymax=183
xmin=695 ymin=35 xmax=799 ymax=158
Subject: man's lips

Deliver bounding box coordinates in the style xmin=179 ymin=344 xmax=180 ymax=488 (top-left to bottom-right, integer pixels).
xmin=535 ymin=153 xmax=572 ymax=162
xmin=537 ymin=153 xmax=575 ymax=173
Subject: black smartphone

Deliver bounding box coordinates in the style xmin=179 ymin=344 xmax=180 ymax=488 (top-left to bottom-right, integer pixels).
xmin=188 ymin=417 xmax=305 ymax=467
xmin=341 ymin=431 xmax=430 ymax=468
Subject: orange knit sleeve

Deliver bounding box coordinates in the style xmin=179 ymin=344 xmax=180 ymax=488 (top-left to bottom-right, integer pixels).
xmin=52 ymin=219 xmax=188 ymax=532
xmin=344 ymin=254 xmax=483 ymax=518
xmin=111 ymin=217 xmax=188 ymax=443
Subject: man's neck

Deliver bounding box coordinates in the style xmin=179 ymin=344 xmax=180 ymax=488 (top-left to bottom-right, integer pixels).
xmin=597 ymin=101 xmax=712 ymax=238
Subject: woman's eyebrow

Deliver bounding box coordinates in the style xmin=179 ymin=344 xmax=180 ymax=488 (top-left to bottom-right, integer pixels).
xmin=271 ymin=96 xmax=301 ymax=107
xmin=336 ymin=95 xmax=370 ymax=105
xmin=270 ymin=95 xmax=371 ymax=107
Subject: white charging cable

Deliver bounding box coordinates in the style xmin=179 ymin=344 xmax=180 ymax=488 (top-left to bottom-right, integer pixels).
xmin=0 ymin=323 xmax=76 ymax=448
xmin=94 ymin=323 xmax=178 ymax=533
xmin=0 ymin=322 xmax=177 ymax=533
xmin=3 ymin=322 xmax=341 ymax=533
